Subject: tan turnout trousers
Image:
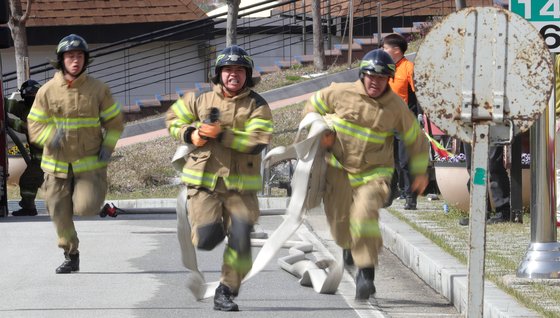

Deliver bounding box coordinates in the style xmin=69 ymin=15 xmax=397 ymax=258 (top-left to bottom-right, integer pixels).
xmin=323 ymin=165 xmax=389 ymax=268
xmin=186 ymin=179 xmax=260 ymax=294
xmin=43 ymin=167 xmax=108 ymax=254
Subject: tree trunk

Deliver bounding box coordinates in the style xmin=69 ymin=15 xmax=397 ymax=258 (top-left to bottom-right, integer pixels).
xmin=8 ymin=0 xmax=32 ymax=88
xmin=312 ymin=0 xmax=325 ymax=71
xmin=226 ymin=0 xmax=240 ymax=47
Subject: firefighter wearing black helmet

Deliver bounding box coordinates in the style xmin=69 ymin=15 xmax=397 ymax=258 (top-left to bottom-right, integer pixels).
xmin=302 ymin=48 xmax=429 ymax=300
xmin=27 ymin=34 xmax=124 ymax=274
xmin=166 ymin=45 xmax=272 ymax=312
xmin=5 ymin=79 xmax=44 ymax=216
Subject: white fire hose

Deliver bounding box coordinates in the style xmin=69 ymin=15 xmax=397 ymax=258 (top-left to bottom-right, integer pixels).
xmin=172 ymin=112 xmax=343 ymax=300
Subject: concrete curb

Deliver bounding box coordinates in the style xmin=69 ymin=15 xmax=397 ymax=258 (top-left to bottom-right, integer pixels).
xmin=379 ymin=209 xmax=540 ymax=318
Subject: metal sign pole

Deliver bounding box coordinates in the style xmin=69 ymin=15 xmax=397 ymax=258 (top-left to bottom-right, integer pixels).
xmin=467 ymin=124 xmax=490 ymax=317
xmin=414 ymin=6 xmax=553 ymax=316
xmin=517 ymin=88 xmax=560 ymax=278
xmin=510 ymin=0 xmax=560 ymax=279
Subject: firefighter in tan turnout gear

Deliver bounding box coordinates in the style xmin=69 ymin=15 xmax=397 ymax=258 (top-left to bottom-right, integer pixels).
xmin=166 ymin=45 xmax=273 ymax=312
xmin=27 ymin=34 xmax=124 ymax=274
xmin=303 ymin=48 xmax=429 ymax=300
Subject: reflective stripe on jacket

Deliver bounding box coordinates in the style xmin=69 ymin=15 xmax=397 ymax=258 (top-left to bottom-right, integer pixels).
xmin=305 ymin=80 xmax=429 ymax=187
xmin=27 ymin=71 xmax=124 ymax=178
xmin=165 ymin=84 xmax=273 ymax=192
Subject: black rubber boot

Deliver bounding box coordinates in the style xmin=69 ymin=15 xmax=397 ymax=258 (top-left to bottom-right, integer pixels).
xmin=343 ymin=249 xmax=354 ymax=266
xmin=355 ymin=267 xmax=376 ymax=300
xmin=56 ymin=252 xmax=80 ymax=274
xmin=403 ymin=196 xmax=417 ymax=210
xmin=12 ymin=208 xmax=38 ymax=216
xmin=214 ymin=283 xmax=239 ymax=312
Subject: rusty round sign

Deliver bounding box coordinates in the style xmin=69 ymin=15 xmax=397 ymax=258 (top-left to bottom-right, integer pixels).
xmin=414 ymin=7 xmax=553 ymax=143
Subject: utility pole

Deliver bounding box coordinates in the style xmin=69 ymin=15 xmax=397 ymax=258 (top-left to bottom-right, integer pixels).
xmin=455 ymin=0 xmax=466 ymax=10
xmin=311 ymin=0 xmax=325 ymax=71
xmin=302 ymin=0 xmax=306 ymax=55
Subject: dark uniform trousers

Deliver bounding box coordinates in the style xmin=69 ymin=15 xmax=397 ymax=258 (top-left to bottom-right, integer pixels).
xmin=464 ymin=143 xmax=510 ymax=211
xmin=19 ymin=157 xmax=44 ymax=209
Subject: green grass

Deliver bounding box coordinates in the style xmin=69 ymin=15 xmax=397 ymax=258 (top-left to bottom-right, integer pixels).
xmin=387 ymin=198 xmax=560 ymax=317
xmin=284 ymin=75 xmax=302 ymax=82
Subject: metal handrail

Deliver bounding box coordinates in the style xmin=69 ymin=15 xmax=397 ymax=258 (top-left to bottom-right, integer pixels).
xmin=1 ymin=0 xmax=433 ymax=105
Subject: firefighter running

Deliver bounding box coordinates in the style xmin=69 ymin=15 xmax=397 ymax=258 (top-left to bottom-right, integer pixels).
xmin=303 ymin=48 xmax=429 ymax=300
xmin=166 ymin=45 xmax=273 ymax=312
xmin=27 ymin=34 xmax=124 ymax=274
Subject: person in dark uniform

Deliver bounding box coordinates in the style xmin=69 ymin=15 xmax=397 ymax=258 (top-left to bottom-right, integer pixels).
xmin=461 ymin=143 xmax=511 ymax=225
xmin=6 ymin=80 xmax=43 ymax=216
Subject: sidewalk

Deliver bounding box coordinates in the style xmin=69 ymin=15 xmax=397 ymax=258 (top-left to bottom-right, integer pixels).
xmin=4 ymin=197 xmax=539 ymax=317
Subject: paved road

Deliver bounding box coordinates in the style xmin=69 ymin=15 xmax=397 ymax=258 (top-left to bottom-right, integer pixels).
xmin=0 ymin=209 xmax=459 ymax=318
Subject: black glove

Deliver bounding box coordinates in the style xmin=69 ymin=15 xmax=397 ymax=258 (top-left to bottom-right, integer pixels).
xmin=183 ymin=127 xmax=197 ymax=144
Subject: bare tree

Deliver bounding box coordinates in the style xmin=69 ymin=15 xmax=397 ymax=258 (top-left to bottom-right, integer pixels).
xmin=226 ymin=0 xmax=240 ymax=47
xmin=8 ymin=0 xmax=32 ymax=88
xmin=311 ymin=0 xmax=325 ymax=71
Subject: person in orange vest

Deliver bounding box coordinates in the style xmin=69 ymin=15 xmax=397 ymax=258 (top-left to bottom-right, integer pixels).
xmin=383 ymin=33 xmax=421 ymax=210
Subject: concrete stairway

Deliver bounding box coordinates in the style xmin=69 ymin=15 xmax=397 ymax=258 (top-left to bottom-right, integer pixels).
xmin=120 ymin=27 xmax=425 ymax=122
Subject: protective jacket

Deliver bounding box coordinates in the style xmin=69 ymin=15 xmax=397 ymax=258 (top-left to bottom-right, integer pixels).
xmin=304 ymin=80 xmax=429 ymax=187
xmin=5 ymin=98 xmax=43 ymax=160
xmin=6 ymin=98 xmax=28 ymax=132
xmin=27 ymin=71 xmax=123 ymax=178
xmin=166 ymin=84 xmax=273 ymax=192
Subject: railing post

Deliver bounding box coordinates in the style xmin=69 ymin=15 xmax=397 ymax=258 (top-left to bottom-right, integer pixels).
xmin=377 ymin=2 xmax=382 ymax=48
xmin=348 ymin=0 xmax=354 ymax=68
xmin=302 ymin=0 xmax=306 ymax=55
xmin=326 ymin=0 xmax=332 ymax=50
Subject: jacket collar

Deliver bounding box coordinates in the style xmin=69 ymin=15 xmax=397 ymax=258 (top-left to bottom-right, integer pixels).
xmin=213 ymin=83 xmax=251 ymax=100
xmin=54 ymin=71 xmax=88 ymax=88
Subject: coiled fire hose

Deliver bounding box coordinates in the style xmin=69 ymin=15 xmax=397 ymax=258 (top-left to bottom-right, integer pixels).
xmin=172 ymin=113 xmax=343 ymax=300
